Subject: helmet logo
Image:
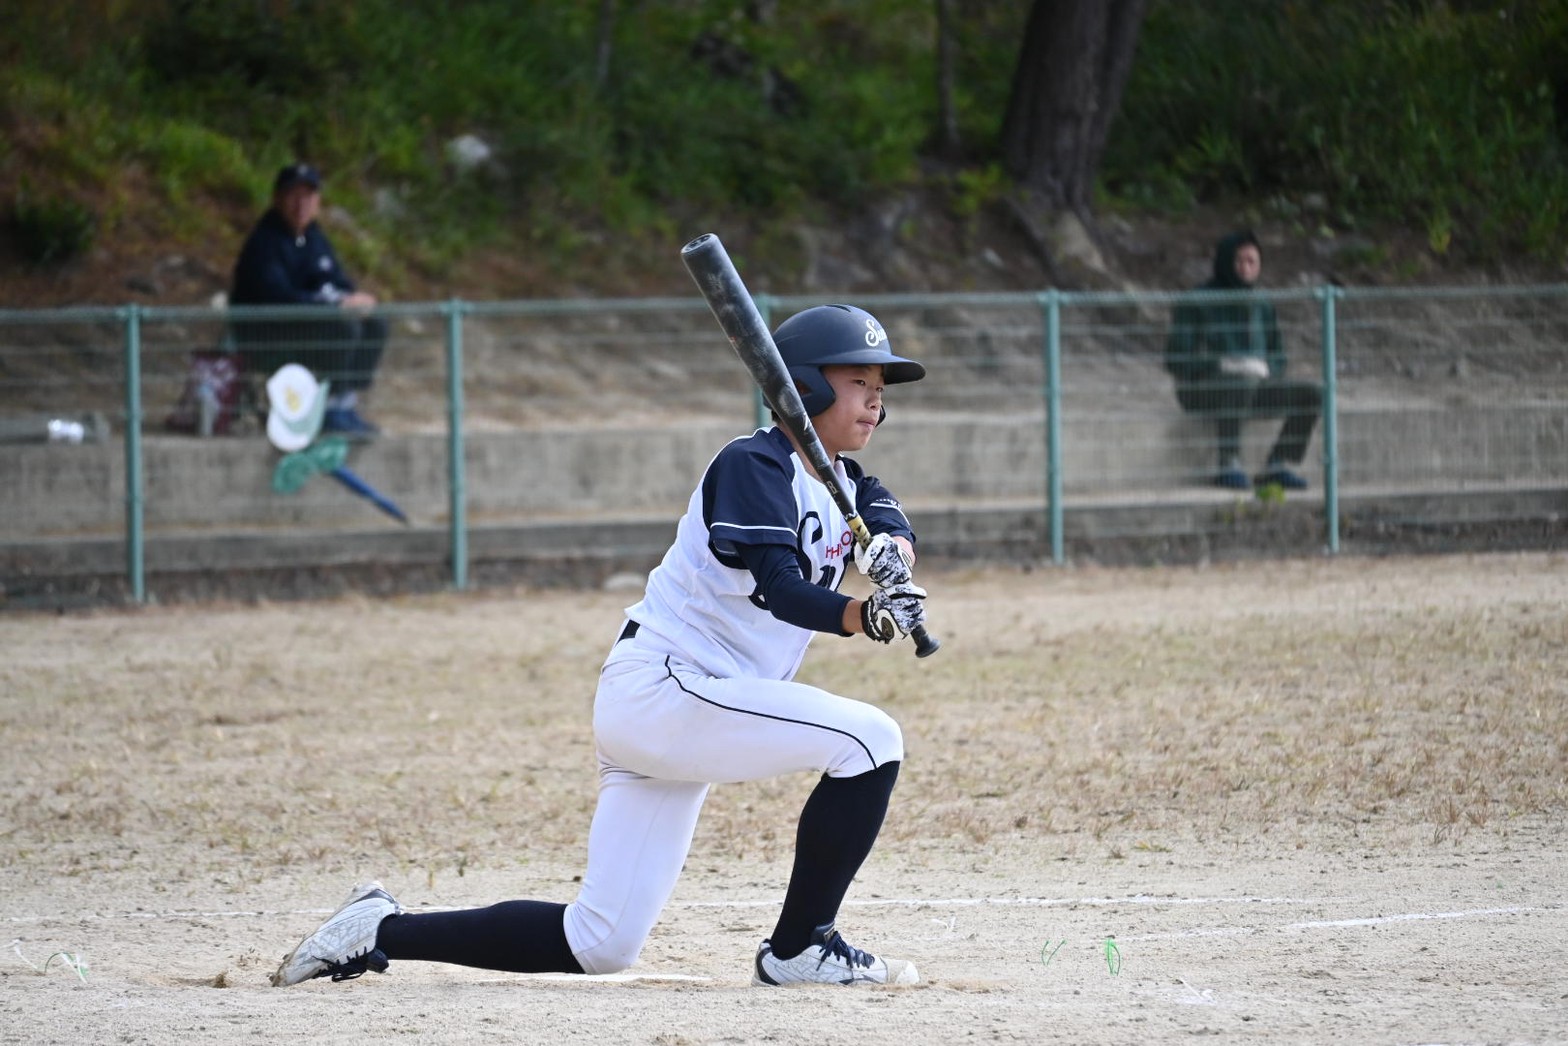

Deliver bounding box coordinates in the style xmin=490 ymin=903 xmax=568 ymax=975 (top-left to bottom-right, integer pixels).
xmin=864 ymin=318 xmax=886 ymax=347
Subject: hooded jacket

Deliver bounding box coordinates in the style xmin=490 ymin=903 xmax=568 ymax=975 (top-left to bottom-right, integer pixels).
xmin=1164 ymin=230 xmax=1284 ymax=386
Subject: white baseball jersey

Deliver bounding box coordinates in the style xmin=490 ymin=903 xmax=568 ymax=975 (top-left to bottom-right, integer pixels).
xmin=616 ymin=427 xmax=865 ymax=681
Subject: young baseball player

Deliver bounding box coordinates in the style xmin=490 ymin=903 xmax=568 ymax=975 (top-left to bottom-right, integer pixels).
xmin=272 ymin=304 xmax=930 ymax=987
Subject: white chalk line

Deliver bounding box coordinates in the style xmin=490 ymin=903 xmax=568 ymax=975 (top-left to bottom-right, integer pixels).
xmin=1116 ymin=905 xmax=1555 ymax=943
xmin=694 ymin=894 xmax=1344 ymax=909
xmin=11 ymin=896 xmax=1559 ymax=931
xmin=530 ymin=972 xmax=712 ymax=983
xmin=1284 ymin=905 xmax=1552 ymax=931
xmin=2 ymin=895 xmax=1338 ymax=926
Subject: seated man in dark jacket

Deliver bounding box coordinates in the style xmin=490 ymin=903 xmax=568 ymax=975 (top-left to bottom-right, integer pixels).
xmin=1165 ymin=229 xmax=1321 ymax=490
xmin=230 ymin=163 xmax=387 ymax=439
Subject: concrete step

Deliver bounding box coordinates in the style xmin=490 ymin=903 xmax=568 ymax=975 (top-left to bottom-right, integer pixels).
xmin=2 ymin=404 xmax=1564 ymax=538
xmin=3 ymin=402 xmax=1564 ymax=606
xmin=3 ymin=484 xmax=1563 ymax=609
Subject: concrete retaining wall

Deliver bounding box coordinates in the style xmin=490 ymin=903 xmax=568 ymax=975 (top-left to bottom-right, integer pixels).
xmin=2 ymin=403 xmax=1564 ymax=607
xmin=3 ymin=405 xmax=1563 ymax=537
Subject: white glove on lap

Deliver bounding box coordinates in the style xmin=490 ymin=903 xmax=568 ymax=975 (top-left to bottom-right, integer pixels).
xmin=1218 ymin=356 xmax=1270 ymax=381
xmin=854 ymin=533 xmax=914 ymax=588
xmin=861 ymin=582 xmax=927 ymax=644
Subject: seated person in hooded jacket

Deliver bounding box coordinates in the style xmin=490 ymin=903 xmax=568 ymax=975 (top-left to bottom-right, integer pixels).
xmin=230 ymin=163 xmax=386 ymax=439
xmin=1164 ymin=229 xmax=1321 ymax=490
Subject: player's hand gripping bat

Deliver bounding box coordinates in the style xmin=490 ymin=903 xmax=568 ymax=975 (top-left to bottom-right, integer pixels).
xmin=680 ymin=232 xmax=940 ymax=658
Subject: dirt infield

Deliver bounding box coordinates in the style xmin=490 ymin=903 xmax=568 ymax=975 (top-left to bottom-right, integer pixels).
xmin=3 ymin=553 xmax=1565 ymax=1044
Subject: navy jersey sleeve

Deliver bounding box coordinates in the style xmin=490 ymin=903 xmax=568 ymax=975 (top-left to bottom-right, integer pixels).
xmin=701 ymin=437 xmax=802 ymax=566
xmin=845 ymin=458 xmax=915 ymax=547
xmin=738 ymin=542 xmax=852 ymax=635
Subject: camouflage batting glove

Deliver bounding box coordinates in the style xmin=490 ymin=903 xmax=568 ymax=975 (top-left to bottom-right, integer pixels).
xmin=862 ymin=582 xmax=927 ymax=643
xmin=855 ymin=533 xmax=914 ymax=589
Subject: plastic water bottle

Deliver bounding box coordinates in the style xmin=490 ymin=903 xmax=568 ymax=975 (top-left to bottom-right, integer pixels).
xmin=46 ymin=419 xmax=86 ymax=444
xmin=196 ymin=379 xmax=220 ymax=437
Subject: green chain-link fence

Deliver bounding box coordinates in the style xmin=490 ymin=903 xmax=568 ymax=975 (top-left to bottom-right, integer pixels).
xmin=2 ymin=284 xmax=1563 ymax=604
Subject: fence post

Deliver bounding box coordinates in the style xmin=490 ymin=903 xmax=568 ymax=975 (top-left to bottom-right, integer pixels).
xmin=1042 ymin=290 xmax=1064 ymax=564
xmin=1317 ymin=286 xmax=1341 ymax=554
xmin=445 ymin=300 xmax=469 ymax=590
xmin=752 ymin=294 xmax=772 ymax=430
xmin=122 ymin=304 xmax=146 ymax=604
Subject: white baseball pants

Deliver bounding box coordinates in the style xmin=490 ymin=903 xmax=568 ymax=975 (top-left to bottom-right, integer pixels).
xmin=562 ymin=652 xmax=903 ymax=974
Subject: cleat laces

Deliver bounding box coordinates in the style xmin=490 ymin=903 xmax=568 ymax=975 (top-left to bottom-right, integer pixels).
xmin=817 ymin=929 xmax=874 ymax=973
xmin=315 ymin=946 xmax=390 ymax=982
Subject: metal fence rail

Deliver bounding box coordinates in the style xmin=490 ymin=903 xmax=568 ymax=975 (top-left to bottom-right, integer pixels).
xmin=1 ymin=284 xmax=1564 ymax=603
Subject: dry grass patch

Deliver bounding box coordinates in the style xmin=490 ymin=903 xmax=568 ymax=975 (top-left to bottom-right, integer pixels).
xmin=2 ymin=553 xmax=1564 ymax=888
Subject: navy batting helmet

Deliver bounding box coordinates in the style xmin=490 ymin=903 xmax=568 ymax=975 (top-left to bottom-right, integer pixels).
xmin=771 ymin=304 xmax=925 ymax=417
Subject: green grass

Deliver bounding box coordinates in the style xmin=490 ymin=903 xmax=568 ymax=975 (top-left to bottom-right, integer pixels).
xmin=2 ymin=0 xmax=1565 ymax=274
xmin=1105 ymin=0 xmax=1568 ymax=266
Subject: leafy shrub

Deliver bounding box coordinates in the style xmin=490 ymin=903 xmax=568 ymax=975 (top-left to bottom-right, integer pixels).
xmin=5 ymin=0 xmax=1567 ymax=275
xmin=12 ymin=190 xmax=96 ymax=265
xmin=1106 ymin=0 xmax=1568 ymax=263
xmin=141 ymin=0 xmax=367 ymax=103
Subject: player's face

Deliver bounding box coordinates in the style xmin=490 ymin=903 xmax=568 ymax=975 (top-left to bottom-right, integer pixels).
xmin=812 ymin=364 xmax=885 ymax=456
xmin=1233 ymin=243 xmax=1262 ymax=284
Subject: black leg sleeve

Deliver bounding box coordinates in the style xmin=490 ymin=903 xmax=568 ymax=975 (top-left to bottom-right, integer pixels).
xmin=376 ymin=900 xmax=584 ymax=974
xmin=769 ymin=760 xmax=900 ymax=960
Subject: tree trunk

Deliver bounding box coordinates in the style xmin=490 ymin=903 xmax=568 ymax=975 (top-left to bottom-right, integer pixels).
xmin=594 ymin=0 xmax=616 ymax=91
xmin=1000 ymin=0 xmax=1147 ymax=216
xmin=934 ymin=0 xmax=960 ymax=158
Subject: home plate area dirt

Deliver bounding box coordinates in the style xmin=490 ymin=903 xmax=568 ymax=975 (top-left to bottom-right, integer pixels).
xmin=2 ymin=552 xmax=1565 ymax=1044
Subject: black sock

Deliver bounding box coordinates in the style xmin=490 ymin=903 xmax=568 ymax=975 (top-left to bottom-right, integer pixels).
xmin=769 ymin=760 xmax=900 ymax=959
xmin=376 ymin=900 xmax=584 ymax=974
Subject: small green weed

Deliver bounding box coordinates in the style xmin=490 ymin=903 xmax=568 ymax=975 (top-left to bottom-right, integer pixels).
xmin=11 ymin=190 xmax=96 ymax=265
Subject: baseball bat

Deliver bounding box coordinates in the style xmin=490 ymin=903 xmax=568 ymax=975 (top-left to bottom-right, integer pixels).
xmin=680 ymin=232 xmax=940 ymax=658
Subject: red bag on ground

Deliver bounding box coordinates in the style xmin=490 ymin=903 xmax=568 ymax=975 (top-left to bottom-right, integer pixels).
xmin=164 ymin=350 xmax=252 ymax=436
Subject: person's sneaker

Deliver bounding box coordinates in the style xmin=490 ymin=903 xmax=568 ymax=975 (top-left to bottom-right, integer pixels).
xmin=271 ymin=881 xmax=403 ymax=986
xmin=321 ymin=406 xmax=380 ymax=441
xmin=1255 ymin=465 xmax=1309 ymax=490
xmin=752 ymin=922 xmax=918 ymax=986
xmin=1214 ymin=466 xmax=1250 ymax=490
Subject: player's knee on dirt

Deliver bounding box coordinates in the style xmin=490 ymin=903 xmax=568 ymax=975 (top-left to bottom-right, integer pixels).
xmin=571 ymin=929 xmax=647 ymax=975
xmin=565 ymin=900 xmax=655 ymax=975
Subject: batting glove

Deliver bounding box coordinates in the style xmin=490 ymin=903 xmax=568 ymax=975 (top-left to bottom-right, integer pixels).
xmin=861 ymin=582 xmax=927 ymax=644
xmin=854 ymin=533 xmax=915 ymax=588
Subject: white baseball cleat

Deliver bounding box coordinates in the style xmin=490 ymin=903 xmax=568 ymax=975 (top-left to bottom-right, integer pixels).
xmin=752 ymin=922 xmax=919 ymax=986
xmin=272 ymin=880 xmax=403 ymax=986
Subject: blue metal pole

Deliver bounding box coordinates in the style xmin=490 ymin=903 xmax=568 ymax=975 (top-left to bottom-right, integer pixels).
xmin=1044 ymin=291 xmax=1064 ymax=565
xmin=1318 ymin=286 xmax=1341 ymax=554
xmin=122 ymin=305 xmax=146 ymax=603
xmin=446 ymin=301 xmax=469 ymax=589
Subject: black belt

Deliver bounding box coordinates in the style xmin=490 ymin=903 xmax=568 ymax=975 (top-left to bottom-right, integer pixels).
xmin=616 ymin=620 xmax=640 ymax=643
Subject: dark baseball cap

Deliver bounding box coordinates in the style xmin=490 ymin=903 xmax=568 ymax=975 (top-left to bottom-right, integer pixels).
xmin=273 ymin=163 xmax=322 ymax=193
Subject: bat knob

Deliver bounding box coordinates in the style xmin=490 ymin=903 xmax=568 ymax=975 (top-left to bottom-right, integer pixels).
xmin=913 ymin=627 xmax=941 ymax=658
xmin=681 ymin=233 xmax=716 ymax=256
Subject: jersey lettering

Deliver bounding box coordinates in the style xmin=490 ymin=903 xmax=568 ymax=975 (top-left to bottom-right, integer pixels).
xmin=746 ymin=510 xmax=841 ymax=610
